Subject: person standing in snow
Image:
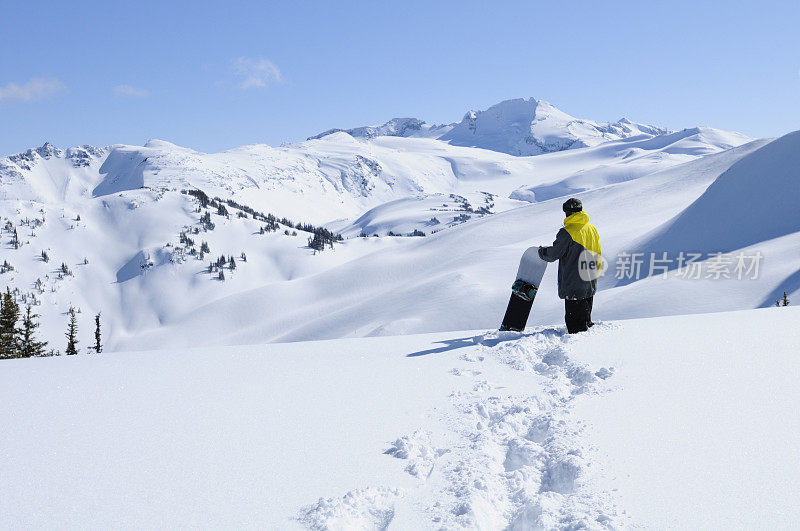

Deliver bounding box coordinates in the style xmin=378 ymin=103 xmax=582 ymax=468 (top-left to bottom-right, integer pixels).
xmin=538 ymin=198 xmax=602 ymax=333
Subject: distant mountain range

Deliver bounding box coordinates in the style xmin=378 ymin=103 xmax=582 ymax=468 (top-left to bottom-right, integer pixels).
xmin=1 ymin=96 xmax=774 ymax=353
xmin=309 ymin=97 xmax=673 ymax=156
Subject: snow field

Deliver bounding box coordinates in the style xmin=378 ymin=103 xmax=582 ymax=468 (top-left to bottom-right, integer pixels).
xmin=2 ymin=308 xmax=799 ymax=528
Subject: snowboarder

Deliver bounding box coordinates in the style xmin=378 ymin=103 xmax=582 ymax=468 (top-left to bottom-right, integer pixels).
xmin=538 ymin=198 xmax=602 ymax=333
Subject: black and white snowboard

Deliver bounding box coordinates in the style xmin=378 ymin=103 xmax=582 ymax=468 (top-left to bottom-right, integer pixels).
xmin=500 ymin=247 xmax=547 ymax=332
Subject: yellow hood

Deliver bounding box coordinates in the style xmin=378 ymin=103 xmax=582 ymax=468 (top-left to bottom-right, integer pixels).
xmin=564 ymin=211 xmax=602 ymax=263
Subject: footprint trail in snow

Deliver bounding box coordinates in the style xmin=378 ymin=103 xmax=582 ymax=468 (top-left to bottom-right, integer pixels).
xmin=297 ymin=325 xmax=621 ymax=530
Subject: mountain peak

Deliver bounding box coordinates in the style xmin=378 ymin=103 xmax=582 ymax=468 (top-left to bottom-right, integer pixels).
xmin=36 ymin=142 xmax=62 ymax=159
xmin=439 ymin=97 xmax=670 ymax=156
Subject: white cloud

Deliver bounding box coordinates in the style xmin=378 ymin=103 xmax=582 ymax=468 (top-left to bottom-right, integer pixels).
xmin=232 ymin=57 xmax=282 ymax=90
xmin=113 ymin=84 xmax=149 ymax=98
xmin=0 ymin=77 xmax=65 ymax=102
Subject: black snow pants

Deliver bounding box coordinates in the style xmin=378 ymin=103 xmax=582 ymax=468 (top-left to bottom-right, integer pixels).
xmin=565 ymin=297 xmax=593 ymax=334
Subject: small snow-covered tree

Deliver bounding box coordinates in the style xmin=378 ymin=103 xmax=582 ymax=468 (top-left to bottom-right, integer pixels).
xmin=19 ymin=305 xmax=47 ymax=358
xmin=93 ymin=313 xmax=102 ymax=353
xmin=0 ymin=288 xmax=21 ymax=358
xmin=65 ymin=307 xmax=78 ymax=355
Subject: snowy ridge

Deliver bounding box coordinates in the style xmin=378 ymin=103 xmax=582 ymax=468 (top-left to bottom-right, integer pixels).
xmin=309 ymin=97 xmax=679 ymax=157
xmin=308 ymin=117 xmax=451 ymax=141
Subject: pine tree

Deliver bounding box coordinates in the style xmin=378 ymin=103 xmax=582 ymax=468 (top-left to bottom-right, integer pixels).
xmin=782 ymin=292 xmax=790 ymax=307
xmin=229 ymin=256 xmax=236 ymax=270
xmin=65 ymin=307 xmax=79 ymax=355
xmin=19 ymin=305 xmax=47 ymax=357
xmin=218 ymin=270 xmax=225 ymax=281
xmin=0 ymin=288 xmax=21 ymax=358
xmin=93 ymin=313 xmax=102 ymax=353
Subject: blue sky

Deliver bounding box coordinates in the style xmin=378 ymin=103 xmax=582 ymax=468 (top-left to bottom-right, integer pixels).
xmin=1 ymin=0 xmax=798 ymax=155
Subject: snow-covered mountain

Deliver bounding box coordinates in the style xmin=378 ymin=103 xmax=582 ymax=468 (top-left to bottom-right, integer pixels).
xmin=4 ymin=97 xmax=795 ymax=355
xmin=309 ymin=97 xmax=696 ymax=156
xmin=440 ymin=98 xmax=674 ymax=156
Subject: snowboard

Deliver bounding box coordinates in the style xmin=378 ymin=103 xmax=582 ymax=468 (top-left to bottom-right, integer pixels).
xmin=500 ymin=247 xmax=548 ymax=332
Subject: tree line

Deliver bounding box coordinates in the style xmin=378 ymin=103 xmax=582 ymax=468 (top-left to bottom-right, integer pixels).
xmin=182 ymin=188 xmax=343 ymax=251
xmin=0 ymin=287 xmax=102 ymax=359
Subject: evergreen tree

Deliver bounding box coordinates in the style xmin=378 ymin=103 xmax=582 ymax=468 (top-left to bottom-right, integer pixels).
xmin=229 ymin=256 xmax=236 ymax=270
xmin=782 ymin=292 xmax=790 ymax=307
xmin=218 ymin=270 xmax=225 ymax=281
xmin=0 ymin=288 xmax=21 ymax=358
xmin=19 ymin=305 xmax=47 ymax=357
xmin=65 ymin=307 xmax=79 ymax=355
xmin=94 ymin=313 xmax=102 ymax=353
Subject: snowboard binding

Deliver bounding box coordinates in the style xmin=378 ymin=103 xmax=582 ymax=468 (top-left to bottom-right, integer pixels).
xmin=511 ymin=279 xmax=538 ymax=302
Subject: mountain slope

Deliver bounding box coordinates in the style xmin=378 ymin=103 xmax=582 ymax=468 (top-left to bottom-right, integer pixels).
xmin=118 ymin=135 xmax=798 ymax=351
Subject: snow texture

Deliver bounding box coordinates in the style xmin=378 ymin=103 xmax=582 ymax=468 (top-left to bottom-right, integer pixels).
xmin=2 ymin=308 xmax=799 ymax=528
